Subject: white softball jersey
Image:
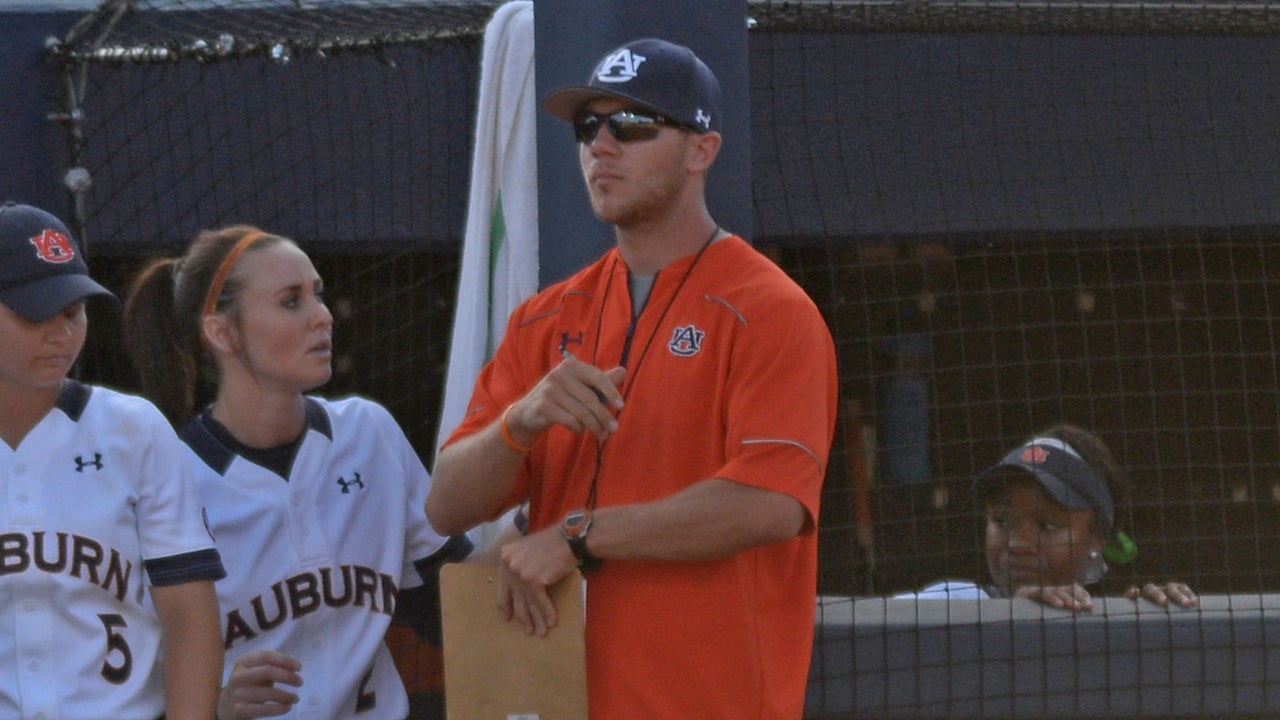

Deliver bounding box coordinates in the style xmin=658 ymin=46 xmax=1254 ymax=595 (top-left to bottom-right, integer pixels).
xmin=180 ymin=396 xmax=468 ymax=720
xmin=0 ymin=381 xmax=225 ymax=720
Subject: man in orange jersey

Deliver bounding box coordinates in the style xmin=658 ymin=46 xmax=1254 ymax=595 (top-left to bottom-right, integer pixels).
xmin=428 ymin=38 xmax=838 ymax=720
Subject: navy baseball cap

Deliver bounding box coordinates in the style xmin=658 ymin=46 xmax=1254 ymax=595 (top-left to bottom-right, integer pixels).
xmin=544 ymin=37 xmax=722 ymax=133
xmin=978 ymin=436 xmax=1116 ymax=536
xmin=0 ymin=202 xmax=117 ymax=322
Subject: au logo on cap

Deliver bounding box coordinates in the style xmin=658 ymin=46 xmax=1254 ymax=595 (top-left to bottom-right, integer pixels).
xmin=1020 ymin=445 xmax=1049 ymax=464
xmin=29 ymin=229 xmax=77 ymax=264
xmin=596 ymin=48 xmax=646 ymax=83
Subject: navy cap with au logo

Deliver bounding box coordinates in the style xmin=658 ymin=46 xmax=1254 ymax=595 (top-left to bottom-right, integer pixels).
xmin=0 ymin=202 xmax=118 ymax=322
xmin=544 ymin=37 xmax=722 ymax=133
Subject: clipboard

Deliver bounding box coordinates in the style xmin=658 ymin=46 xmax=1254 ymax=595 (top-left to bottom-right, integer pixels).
xmin=439 ymin=563 xmax=588 ymax=720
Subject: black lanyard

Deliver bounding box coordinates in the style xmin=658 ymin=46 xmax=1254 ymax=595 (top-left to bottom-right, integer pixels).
xmin=583 ymin=226 xmax=720 ymax=510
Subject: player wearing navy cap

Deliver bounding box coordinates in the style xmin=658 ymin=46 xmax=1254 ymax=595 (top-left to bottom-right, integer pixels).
xmin=123 ymin=225 xmax=472 ymax=719
xmin=0 ymin=202 xmax=225 ymax=719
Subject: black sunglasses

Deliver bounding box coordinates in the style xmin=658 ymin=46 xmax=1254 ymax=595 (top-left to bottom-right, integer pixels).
xmin=572 ymin=110 xmax=685 ymax=144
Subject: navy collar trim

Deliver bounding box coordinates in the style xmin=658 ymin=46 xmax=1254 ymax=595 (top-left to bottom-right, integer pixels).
xmin=56 ymin=379 xmax=92 ymax=421
xmin=178 ymin=397 xmax=331 ymax=475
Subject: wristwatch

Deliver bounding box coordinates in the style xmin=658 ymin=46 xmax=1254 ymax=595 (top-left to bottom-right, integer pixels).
xmin=560 ymin=508 xmax=602 ymax=573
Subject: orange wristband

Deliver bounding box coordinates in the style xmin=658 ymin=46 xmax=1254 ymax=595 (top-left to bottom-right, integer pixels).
xmin=499 ymin=405 xmax=535 ymax=453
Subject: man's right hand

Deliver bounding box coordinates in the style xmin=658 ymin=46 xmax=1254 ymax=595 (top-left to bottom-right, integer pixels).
xmin=508 ymin=358 xmax=625 ymax=443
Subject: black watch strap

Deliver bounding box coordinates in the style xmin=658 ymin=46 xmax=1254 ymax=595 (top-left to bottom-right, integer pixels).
xmin=561 ymin=509 xmax=603 ymax=573
xmin=566 ymin=534 xmax=603 ymax=573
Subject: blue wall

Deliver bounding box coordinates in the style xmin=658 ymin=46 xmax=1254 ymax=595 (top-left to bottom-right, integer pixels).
xmin=7 ymin=7 xmax=1280 ymax=254
xmin=0 ymin=11 xmax=84 ymax=219
xmin=749 ymin=33 xmax=1280 ymax=241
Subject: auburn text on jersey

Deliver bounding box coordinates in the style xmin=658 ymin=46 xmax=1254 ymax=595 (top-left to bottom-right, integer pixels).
xmin=222 ymin=564 xmax=396 ymax=649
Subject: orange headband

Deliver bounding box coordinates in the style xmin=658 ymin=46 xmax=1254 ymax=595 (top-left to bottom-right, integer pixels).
xmin=201 ymin=230 xmax=266 ymax=318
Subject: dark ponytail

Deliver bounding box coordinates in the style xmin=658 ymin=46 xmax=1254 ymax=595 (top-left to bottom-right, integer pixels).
xmin=123 ymin=258 xmax=199 ymax=425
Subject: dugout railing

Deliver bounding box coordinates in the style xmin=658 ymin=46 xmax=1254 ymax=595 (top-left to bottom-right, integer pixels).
xmin=806 ymin=594 xmax=1280 ymax=719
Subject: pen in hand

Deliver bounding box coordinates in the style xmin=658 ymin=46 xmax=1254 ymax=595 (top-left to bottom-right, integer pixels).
xmin=560 ymin=344 xmax=610 ymax=406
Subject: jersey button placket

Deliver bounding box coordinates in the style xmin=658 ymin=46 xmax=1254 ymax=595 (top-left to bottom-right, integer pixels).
xmin=20 ymin=644 xmax=53 ymax=720
xmin=7 ymin=457 xmax=42 ymax=527
xmin=14 ymin=579 xmax=53 ymax=715
xmin=288 ymin=487 xmax=325 ymax=564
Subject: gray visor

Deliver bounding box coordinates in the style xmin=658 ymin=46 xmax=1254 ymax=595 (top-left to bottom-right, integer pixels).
xmin=978 ymin=437 xmax=1114 ymax=537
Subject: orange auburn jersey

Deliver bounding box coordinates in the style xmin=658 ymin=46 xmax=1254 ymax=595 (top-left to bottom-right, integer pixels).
xmin=446 ymin=235 xmax=838 ymax=720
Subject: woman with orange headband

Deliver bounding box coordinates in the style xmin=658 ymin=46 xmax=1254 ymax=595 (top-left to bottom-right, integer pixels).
xmin=122 ymin=226 xmax=471 ymax=720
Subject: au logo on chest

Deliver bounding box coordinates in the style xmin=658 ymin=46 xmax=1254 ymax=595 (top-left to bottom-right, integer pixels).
xmin=668 ymin=324 xmax=706 ymax=357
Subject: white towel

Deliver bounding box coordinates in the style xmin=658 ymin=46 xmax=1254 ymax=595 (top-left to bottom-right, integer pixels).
xmin=435 ymin=0 xmax=539 ymax=549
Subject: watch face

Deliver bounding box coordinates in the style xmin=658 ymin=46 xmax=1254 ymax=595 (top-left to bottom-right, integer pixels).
xmin=563 ymin=509 xmax=591 ymax=537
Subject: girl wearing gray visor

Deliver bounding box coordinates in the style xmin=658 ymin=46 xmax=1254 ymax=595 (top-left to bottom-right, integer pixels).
xmin=906 ymin=424 xmax=1197 ymax=611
